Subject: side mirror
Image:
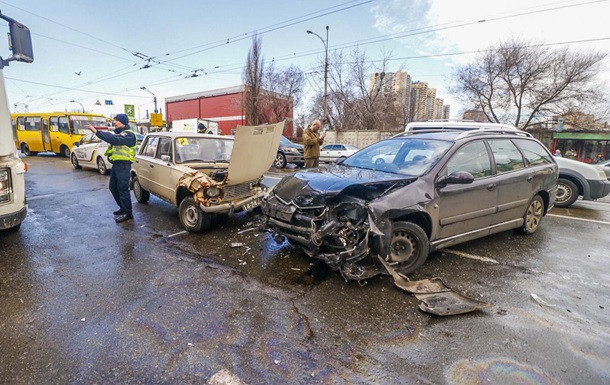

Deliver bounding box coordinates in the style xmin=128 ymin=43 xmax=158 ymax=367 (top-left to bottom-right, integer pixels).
xmin=0 ymin=13 xmax=34 ymax=68
xmin=161 ymin=155 xmax=171 ymax=163
xmin=436 ymin=171 xmax=475 ymax=188
xmin=73 ymin=142 xmax=79 ymax=147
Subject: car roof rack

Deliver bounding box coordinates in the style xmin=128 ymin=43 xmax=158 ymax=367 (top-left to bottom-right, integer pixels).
xmin=455 ymin=129 xmax=532 ymax=139
xmin=391 ymin=129 xmax=463 ymax=138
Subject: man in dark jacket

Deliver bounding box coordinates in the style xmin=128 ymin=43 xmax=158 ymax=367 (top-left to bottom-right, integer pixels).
xmin=85 ymin=114 xmax=137 ymax=223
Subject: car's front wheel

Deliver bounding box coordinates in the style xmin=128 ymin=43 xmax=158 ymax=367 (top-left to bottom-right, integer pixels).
xmin=97 ymin=157 xmax=109 ymax=175
xmin=386 ymin=221 xmax=430 ymax=275
xmin=274 ymin=152 xmax=287 ymax=168
xmin=179 ymin=196 xmax=211 ymax=232
xmin=519 ymin=195 xmax=544 ymax=234
xmin=132 ymin=176 xmax=150 ymax=203
xmin=71 ymin=153 xmax=82 ymax=169
xmin=555 ymin=178 xmax=579 ymax=207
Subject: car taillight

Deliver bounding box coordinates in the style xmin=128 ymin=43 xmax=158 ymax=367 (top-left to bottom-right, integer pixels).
xmin=0 ymin=168 xmax=11 ymax=204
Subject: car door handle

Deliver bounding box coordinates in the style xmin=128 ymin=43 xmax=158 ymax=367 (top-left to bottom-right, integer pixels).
xmin=526 ymin=175 xmax=534 ymax=182
xmin=486 ymin=183 xmax=497 ymax=191
xmin=149 ymin=164 xmax=154 ymax=168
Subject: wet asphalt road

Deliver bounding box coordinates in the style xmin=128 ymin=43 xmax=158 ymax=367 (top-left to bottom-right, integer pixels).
xmin=1 ymin=156 xmax=608 ymax=384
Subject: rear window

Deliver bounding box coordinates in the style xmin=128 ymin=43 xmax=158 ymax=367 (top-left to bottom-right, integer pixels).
xmin=512 ymin=139 xmax=552 ymax=166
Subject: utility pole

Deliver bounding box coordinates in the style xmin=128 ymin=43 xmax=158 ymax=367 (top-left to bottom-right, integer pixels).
xmin=140 ymin=86 xmax=158 ymax=113
xmin=307 ymin=26 xmax=331 ymax=137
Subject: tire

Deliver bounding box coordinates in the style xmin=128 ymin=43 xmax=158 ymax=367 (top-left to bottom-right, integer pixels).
xmin=337 ymin=156 xmax=347 ymax=163
xmin=375 ymin=158 xmax=385 ymax=165
xmin=555 ymin=178 xmax=579 ymax=208
xmin=71 ymin=153 xmax=82 ymax=169
xmin=274 ymin=152 xmax=287 ymax=168
xmin=179 ymin=196 xmax=211 ymax=232
xmin=97 ymin=157 xmax=109 ymax=175
xmin=385 ymin=221 xmax=430 ymax=275
xmin=60 ymin=145 xmax=70 ymax=158
xmin=21 ymin=143 xmax=37 ymax=156
xmin=519 ymin=195 xmax=544 ymax=235
xmin=132 ymin=176 xmax=150 ymax=203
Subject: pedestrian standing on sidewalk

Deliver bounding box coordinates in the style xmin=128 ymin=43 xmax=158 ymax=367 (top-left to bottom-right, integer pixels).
xmin=85 ymin=114 xmax=137 ymax=223
xmin=303 ymin=119 xmax=325 ymax=168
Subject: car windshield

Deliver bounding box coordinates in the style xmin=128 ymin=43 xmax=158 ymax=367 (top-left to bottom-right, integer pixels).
xmin=174 ymin=137 xmax=234 ymax=164
xmin=342 ymin=137 xmax=453 ymax=176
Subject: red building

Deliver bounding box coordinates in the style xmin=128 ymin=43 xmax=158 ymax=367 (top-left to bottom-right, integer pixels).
xmin=165 ymin=85 xmax=293 ymax=136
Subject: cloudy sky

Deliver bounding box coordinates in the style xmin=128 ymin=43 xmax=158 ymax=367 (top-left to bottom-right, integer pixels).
xmin=1 ymin=0 xmax=608 ymax=120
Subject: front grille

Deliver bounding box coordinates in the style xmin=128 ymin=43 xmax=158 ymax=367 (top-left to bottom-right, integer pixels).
xmin=223 ymin=180 xmax=257 ymax=201
xmin=297 ymin=148 xmax=304 ymax=154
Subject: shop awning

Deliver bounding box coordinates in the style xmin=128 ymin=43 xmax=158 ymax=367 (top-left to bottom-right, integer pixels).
xmin=553 ymin=132 xmax=610 ymax=140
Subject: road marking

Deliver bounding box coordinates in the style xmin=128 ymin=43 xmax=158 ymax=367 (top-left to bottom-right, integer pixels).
xmin=442 ymin=249 xmax=499 ymax=264
xmin=167 ymin=230 xmax=187 ymax=238
xmin=547 ymin=213 xmax=610 ymax=225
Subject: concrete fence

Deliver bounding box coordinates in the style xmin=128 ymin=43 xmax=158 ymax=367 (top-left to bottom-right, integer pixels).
xmin=323 ymin=130 xmax=401 ymax=149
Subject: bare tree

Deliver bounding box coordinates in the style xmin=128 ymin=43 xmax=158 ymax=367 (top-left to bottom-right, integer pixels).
xmin=259 ymin=64 xmax=304 ymax=125
xmin=242 ymin=34 xmax=264 ymax=125
xmin=313 ymin=48 xmax=404 ymax=131
xmin=452 ymin=39 xmax=607 ymax=129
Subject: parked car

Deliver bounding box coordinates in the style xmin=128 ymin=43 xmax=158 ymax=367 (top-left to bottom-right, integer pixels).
xmin=554 ymin=156 xmax=610 ymax=207
xmin=262 ymin=130 xmax=558 ymax=279
xmin=319 ymin=143 xmax=359 ymax=163
xmin=274 ymin=136 xmax=304 ymax=169
xmin=595 ymin=159 xmax=610 ymax=180
xmin=405 ymin=120 xmax=519 ymax=132
xmin=71 ymin=132 xmax=144 ymax=175
xmin=131 ymin=123 xmax=283 ymax=232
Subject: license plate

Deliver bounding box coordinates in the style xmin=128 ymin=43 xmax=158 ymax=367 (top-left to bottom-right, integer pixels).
xmin=242 ymin=199 xmax=260 ymax=211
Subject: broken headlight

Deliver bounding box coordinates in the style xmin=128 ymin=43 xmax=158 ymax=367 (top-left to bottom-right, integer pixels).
xmin=205 ymin=186 xmax=222 ymax=198
xmin=293 ymin=193 xmax=325 ymax=208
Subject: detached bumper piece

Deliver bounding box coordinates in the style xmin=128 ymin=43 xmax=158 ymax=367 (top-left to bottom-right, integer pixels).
xmin=378 ymin=256 xmax=492 ymax=316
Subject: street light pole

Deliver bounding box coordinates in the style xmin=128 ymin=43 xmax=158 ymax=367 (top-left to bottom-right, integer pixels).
xmin=140 ymin=86 xmax=158 ymax=113
xmin=70 ymin=100 xmax=84 ymax=113
xmin=307 ymin=26 xmax=330 ymax=135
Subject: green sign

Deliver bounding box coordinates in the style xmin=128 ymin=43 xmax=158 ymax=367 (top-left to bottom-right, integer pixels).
xmin=124 ymin=104 xmax=135 ymax=119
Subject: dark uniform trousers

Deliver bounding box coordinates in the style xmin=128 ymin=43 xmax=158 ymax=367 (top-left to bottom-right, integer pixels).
xmin=109 ymin=161 xmax=132 ymax=216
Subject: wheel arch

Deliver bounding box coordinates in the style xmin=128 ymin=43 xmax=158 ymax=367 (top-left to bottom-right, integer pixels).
xmin=558 ymin=172 xmax=586 ymax=198
xmin=176 ymin=186 xmax=192 ymax=207
xmin=392 ymin=211 xmax=432 ymax=239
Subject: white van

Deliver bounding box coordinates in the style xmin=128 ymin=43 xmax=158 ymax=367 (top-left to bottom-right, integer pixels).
xmin=0 ymin=13 xmax=33 ymax=231
xmin=405 ymin=120 xmax=519 ymax=132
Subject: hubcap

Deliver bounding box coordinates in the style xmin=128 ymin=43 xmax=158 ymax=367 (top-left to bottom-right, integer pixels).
xmin=183 ymin=204 xmax=199 ymax=227
xmin=526 ymin=199 xmax=543 ymax=231
xmin=98 ymin=159 xmax=106 ymax=173
xmin=556 ymin=183 xmax=572 ymax=203
xmin=389 ymin=231 xmax=416 ymax=263
xmin=134 ymin=181 xmax=141 ymax=199
xmin=275 ymin=154 xmax=284 ymax=167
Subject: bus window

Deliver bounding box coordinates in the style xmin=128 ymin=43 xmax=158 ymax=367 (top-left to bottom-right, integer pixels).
xmin=59 ymin=117 xmax=69 ymax=134
xmin=17 ymin=117 xmax=24 ymax=130
xmin=25 ymin=117 xmax=41 ymax=131
xmin=50 ymin=116 xmax=59 ymax=132
xmin=11 ymin=118 xmax=17 ymax=140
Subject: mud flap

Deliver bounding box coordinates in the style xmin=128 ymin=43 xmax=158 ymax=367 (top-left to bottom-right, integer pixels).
xmin=377 ymin=256 xmax=492 ymax=316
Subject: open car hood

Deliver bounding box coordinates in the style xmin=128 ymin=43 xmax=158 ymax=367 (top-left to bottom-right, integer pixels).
xmin=227 ymin=121 xmax=285 ymax=184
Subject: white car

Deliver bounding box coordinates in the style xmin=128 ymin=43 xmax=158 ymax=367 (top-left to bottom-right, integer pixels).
xmin=319 ymin=144 xmax=358 ymax=163
xmin=554 ymin=156 xmax=610 ymax=207
xmin=595 ymin=159 xmax=610 ymax=180
xmin=70 ymin=132 xmax=144 ymax=175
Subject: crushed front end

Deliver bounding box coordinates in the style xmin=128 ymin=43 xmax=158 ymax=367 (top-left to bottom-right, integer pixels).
xmin=261 ymin=169 xmax=410 ymax=279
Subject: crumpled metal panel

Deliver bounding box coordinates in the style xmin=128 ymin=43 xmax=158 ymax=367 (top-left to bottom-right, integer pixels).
xmin=178 ymin=171 xmax=222 ymax=206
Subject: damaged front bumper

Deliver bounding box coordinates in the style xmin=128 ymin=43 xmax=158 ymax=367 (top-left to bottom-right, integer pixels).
xmin=201 ymin=189 xmax=265 ymax=215
xmin=262 ymin=194 xmax=384 ymax=278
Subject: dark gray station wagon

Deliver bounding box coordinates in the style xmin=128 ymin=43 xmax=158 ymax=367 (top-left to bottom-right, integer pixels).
xmin=262 ymin=130 xmax=558 ymax=279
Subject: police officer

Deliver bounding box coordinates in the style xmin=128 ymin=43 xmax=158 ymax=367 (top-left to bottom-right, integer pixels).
xmin=85 ymin=114 xmax=137 ymax=223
